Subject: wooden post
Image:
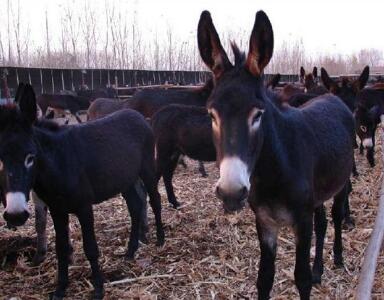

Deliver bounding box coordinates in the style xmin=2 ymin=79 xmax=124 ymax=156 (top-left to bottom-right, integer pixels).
xmin=356 ymin=122 xmax=384 ymax=299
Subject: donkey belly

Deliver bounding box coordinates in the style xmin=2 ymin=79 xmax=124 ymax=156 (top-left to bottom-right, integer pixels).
xmin=313 ymin=154 xmax=352 ymax=206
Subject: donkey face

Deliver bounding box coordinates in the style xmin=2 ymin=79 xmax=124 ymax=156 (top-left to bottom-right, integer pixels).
xmin=321 ymin=66 xmax=369 ymax=112
xmin=0 ymin=83 xmax=37 ymax=226
xmin=355 ymin=105 xmax=380 ymax=149
xmin=301 ymin=66 xmax=318 ymax=91
xmin=198 ymin=10 xmax=273 ymax=212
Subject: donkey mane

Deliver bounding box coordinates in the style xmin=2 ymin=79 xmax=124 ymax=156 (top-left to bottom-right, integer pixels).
xmin=230 ymin=41 xmax=246 ymax=67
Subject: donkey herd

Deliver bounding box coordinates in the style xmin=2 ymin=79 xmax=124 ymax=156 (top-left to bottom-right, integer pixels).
xmin=1 ymin=10 xmax=384 ymax=300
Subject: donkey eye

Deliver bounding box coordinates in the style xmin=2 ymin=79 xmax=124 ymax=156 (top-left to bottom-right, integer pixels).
xmin=25 ymin=154 xmax=35 ymax=168
xmin=360 ymin=125 xmax=367 ymax=133
xmin=252 ymin=111 xmax=263 ymax=125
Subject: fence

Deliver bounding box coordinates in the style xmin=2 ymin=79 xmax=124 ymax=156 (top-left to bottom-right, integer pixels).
xmin=0 ymin=66 xmax=303 ymax=98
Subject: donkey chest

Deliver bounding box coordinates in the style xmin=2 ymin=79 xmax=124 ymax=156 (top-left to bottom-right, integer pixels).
xmin=255 ymin=205 xmax=294 ymax=228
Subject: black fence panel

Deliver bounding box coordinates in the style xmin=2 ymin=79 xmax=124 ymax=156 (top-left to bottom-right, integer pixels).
xmin=62 ymin=69 xmax=73 ymax=91
xmin=41 ymin=69 xmax=53 ymax=94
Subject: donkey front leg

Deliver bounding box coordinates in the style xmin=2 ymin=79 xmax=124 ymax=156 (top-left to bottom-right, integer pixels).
xmin=256 ymin=219 xmax=277 ymax=300
xmin=50 ymin=210 xmax=71 ymax=299
xmin=294 ymin=214 xmax=313 ymax=300
xmin=77 ymin=206 xmax=104 ymax=300
xmin=31 ymin=192 xmax=48 ymax=266
xmin=312 ymin=205 xmax=327 ymax=284
xmin=122 ymin=185 xmax=144 ymax=259
xmin=332 ymin=183 xmax=349 ymax=267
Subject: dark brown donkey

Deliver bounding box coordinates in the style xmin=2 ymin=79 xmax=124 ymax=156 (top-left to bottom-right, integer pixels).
xmin=87 ymin=78 xmax=214 ymax=120
xmin=1 ymin=83 xmax=164 ymax=299
xmin=198 ymin=10 xmax=355 ymax=299
xmin=152 ymin=104 xmax=215 ymax=208
xmin=87 ymin=79 xmax=214 ymax=177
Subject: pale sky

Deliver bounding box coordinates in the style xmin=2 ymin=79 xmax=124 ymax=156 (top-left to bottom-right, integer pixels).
xmin=1 ymin=0 xmax=383 ymax=57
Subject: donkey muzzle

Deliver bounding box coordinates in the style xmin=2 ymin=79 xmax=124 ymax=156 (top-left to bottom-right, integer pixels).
xmin=3 ymin=192 xmax=30 ymax=226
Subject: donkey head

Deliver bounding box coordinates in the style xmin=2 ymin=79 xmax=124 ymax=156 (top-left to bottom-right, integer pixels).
xmin=355 ymin=104 xmax=381 ymax=149
xmin=0 ymin=83 xmax=38 ymax=226
xmin=321 ymin=66 xmax=369 ymax=112
xmin=300 ymin=66 xmax=318 ymax=91
xmin=198 ymin=10 xmax=274 ymax=212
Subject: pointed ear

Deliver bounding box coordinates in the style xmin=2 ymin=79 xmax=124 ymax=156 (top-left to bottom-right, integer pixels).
xmin=300 ymin=67 xmax=305 ymax=79
xmin=14 ymin=82 xmax=26 ymax=104
xmin=321 ymin=68 xmax=338 ymax=93
xmin=312 ymin=67 xmax=318 ymax=79
xmin=245 ymin=10 xmax=274 ymax=77
xmin=19 ymin=84 xmax=37 ymax=124
xmin=197 ymin=11 xmax=232 ymax=79
xmin=353 ymin=65 xmax=369 ymax=92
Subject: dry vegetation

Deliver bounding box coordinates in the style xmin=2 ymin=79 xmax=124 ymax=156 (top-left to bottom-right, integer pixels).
xmin=0 ymin=130 xmax=383 ymax=299
xmin=0 ymin=0 xmax=382 ymax=75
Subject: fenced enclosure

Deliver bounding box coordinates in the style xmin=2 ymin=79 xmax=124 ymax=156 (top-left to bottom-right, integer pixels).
xmin=0 ymin=66 xmax=303 ymax=98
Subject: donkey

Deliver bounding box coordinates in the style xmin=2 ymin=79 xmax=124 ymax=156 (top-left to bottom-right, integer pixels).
xmin=1 ymin=83 xmax=164 ymax=299
xmin=37 ymin=93 xmax=92 ymax=123
xmin=87 ymin=78 xmax=214 ymax=120
xmin=152 ymin=104 xmax=215 ymax=208
xmin=87 ymin=79 xmax=215 ymax=177
xmin=355 ymin=88 xmax=384 ymax=166
xmin=198 ymin=10 xmax=355 ymax=299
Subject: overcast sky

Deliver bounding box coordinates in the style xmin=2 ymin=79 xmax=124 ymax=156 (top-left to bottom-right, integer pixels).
xmin=1 ymin=0 xmax=383 ymax=57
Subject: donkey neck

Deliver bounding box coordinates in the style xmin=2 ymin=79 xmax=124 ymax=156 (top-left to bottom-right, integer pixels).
xmin=32 ymin=126 xmax=78 ymax=199
xmin=256 ymin=99 xmax=295 ymax=181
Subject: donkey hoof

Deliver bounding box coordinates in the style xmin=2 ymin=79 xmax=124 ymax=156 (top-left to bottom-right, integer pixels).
xmin=49 ymin=292 xmax=64 ymax=300
xmin=139 ymin=234 xmax=149 ymax=244
xmin=91 ymin=288 xmax=105 ymax=300
xmin=334 ymin=258 xmax=344 ymax=268
xmin=31 ymin=253 xmax=46 ymax=266
xmin=156 ymin=238 xmax=165 ymax=247
xmin=125 ymin=251 xmax=135 ymax=261
xmin=311 ymin=273 xmax=322 ymax=285
xmin=342 ymin=218 xmax=355 ymax=231
xmin=171 ymin=201 xmax=181 ymax=209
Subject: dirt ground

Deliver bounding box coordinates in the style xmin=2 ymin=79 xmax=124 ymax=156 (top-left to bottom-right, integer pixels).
xmin=0 ymin=133 xmax=383 ymax=299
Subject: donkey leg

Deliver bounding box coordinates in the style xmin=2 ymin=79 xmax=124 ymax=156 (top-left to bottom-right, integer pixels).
xmin=366 ymin=133 xmax=376 ymax=167
xmin=141 ymin=160 xmax=165 ymax=247
xmin=359 ymin=141 xmax=364 ymax=155
xmin=50 ymin=210 xmax=71 ymax=299
xmin=312 ymin=205 xmax=327 ymax=284
xmin=294 ymin=213 xmax=313 ymax=300
xmin=352 ymin=155 xmax=358 ymax=177
xmin=198 ymin=161 xmax=208 ymax=177
xmin=162 ymin=154 xmax=181 ymax=208
xmin=256 ymin=219 xmax=277 ymax=300
xmin=31 ymin=192 xmax=48 ymax=266
xmin=122 ymin=186 xmax=143 ymax=259
xmin=77 ymin=207 xmax=104 ymax=300
xmin=342 ymin=180 xmax=355 ymax=230
xmin=332 ymin=184 xmax=347 ymax=267
xmin=134 ymin=180 xmax=149 ymax=244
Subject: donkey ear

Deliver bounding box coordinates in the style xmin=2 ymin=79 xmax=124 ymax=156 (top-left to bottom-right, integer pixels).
xmin=14 ymin=82 xmax=26 ymax=104
xmin=312 ymin=67 xmax=318 ymax=79
xmin=321 ymin=68 xmax=338 ymax=93
xmin=353 ymin=65 xmax=369 ymax=92
xmin=197 ymin=11 xmax=232 ymax=79
xmin=245 ymin=10 xmax=274 ymax=77
xmin=300 ymin=67 xmax=305 ymax=79
xmin=19 ymin=84 xmax=37 ymax=124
